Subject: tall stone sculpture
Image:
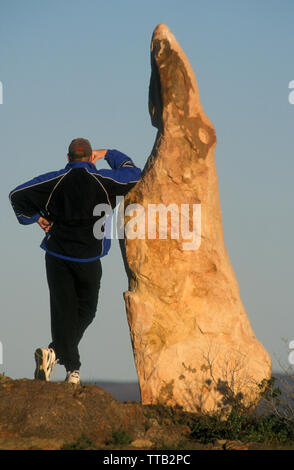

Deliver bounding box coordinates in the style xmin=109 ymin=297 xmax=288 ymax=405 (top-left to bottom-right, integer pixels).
xmin=120 ymin=24 xmax=272 ymax=413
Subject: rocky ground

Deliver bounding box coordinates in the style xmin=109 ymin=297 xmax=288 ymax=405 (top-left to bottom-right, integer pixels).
xmin=0 ymin=374 xmax=293 ymax=451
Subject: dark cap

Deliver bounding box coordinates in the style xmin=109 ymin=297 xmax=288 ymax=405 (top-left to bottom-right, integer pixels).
xmin=68 ymin=138 xmax=92 ymax=160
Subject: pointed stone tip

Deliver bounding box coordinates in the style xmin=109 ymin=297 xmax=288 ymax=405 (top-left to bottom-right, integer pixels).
xmin=152 ymin=23 xmax=173 ymax=42
xmin=150 ymin=23 xmax=215 ymax=130
xmin=153 ymin=23 xmax=170 ymax=34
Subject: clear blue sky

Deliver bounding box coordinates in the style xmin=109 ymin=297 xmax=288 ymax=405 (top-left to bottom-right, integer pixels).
xmin=0 ymin=0 xmax=293 ymax=382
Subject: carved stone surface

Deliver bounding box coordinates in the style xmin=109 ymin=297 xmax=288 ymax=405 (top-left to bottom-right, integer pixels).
xmin=120 ymin=24 xmax=272 ymax=412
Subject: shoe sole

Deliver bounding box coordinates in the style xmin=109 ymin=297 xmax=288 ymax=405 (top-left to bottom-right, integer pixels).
xmin=34 ymin=348 xmax=47 ymax=381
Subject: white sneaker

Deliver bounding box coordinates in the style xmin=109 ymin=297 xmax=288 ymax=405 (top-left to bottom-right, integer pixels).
xmin=34 ymin=347 xmax=57 ymax=381
xmin=65 ymin=370 xmax=81 ymax=385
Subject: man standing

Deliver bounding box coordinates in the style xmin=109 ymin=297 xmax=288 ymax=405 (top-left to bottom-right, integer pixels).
xmin=9 ymin=138 xmax=141 ymax=384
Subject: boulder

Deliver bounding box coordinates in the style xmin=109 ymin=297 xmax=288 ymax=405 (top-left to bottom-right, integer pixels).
xmin=120 ymin=24 xmax=272 ymax=413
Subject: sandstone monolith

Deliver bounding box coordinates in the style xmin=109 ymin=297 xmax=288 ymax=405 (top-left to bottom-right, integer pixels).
xmin=119 ymin=24 xmax=272 ymax=413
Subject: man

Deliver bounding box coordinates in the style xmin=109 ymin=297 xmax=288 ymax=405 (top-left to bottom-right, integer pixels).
xmin=9 ymin=138 xmax=141 ymax=384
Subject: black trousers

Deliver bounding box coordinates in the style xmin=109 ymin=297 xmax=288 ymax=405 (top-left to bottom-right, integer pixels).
xmin=45 ymin=252 xmax=102 ymax=371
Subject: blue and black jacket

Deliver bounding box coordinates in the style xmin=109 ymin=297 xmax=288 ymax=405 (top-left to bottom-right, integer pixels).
xmin=9 ymin=149 xmax=141 ymax=262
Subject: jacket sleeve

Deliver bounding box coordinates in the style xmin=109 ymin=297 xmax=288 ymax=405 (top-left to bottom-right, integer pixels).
xmin=97 ymin=149 xmax=142 ymax=204
xmin=9 ymin=170 xmax=67 ymax=225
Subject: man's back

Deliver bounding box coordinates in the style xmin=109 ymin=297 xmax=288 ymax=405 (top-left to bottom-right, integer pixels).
xmin=9 ymin=149 xmax=141 ymax=261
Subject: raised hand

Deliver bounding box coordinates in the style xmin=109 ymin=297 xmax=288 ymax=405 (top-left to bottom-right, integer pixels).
xmin=91 ymin=149 xmax=107 ymax=165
